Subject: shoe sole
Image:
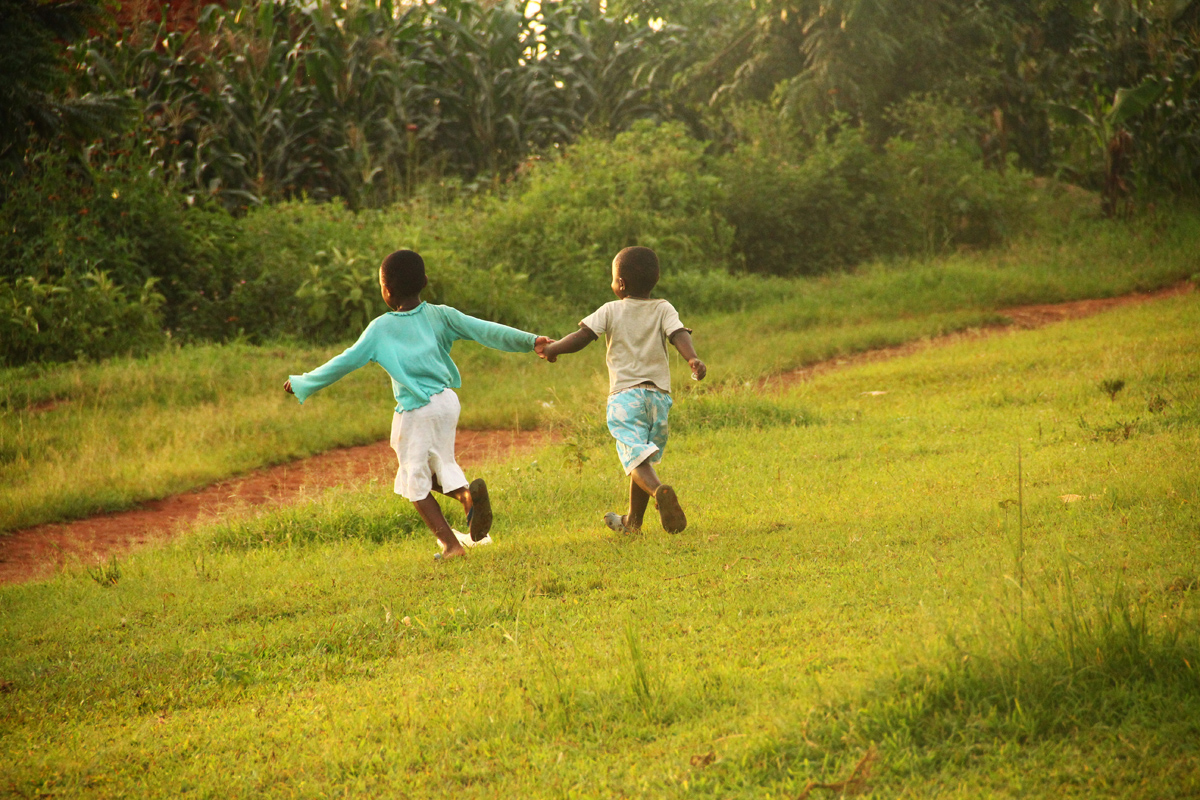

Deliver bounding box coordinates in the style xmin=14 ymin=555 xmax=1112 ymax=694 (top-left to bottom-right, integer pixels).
xmin=603 ymin=512 xmax=627 ymax=533
xmin=656 ymin=485 xmax=687 ymax=533
xmin=468 ymin=478 xmax=492 ymax=541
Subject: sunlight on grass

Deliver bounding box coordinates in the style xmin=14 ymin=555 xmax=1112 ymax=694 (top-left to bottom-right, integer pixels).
xmin=2 ymin=293 xmax=1197 ymax=797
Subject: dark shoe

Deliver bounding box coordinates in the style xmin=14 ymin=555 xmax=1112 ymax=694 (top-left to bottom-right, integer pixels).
xmin=655 ymin=485 xmax=687 ymax=533
xmin=468 ymin=478 xmax=492 ymax=541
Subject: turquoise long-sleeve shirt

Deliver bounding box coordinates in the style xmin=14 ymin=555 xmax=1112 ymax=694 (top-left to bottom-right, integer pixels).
xmin=289 ymin=302 xmax=537 ymax=412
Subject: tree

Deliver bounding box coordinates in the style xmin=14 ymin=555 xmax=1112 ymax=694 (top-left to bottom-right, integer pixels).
xmin=0 ymin=0 xmax=131 ymax=174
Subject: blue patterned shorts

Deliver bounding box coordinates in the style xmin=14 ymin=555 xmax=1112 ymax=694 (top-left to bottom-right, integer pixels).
xmin=606 ymin=387 xmax=673 ymax=474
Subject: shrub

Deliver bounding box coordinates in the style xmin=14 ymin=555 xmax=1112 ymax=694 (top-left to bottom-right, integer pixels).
xmin=714 ymin=100 xmax=1038 ymax=276
xmin=464 ymin=122 xmax=737 ymax=314
xmin=0 ymin=270 xmax=165 ymax=366
xmin=716 ymin=123 xmax=908 ymax=276
xmin=0 ymin=148 xmax=243 ymax=345
xmin=293 ymin=247 xmax=390 ymax=344
xmin=885 ymin=97 xmax=1036 ymax=252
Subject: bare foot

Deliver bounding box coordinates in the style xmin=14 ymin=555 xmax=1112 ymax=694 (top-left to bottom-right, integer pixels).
xmin=436 ymin=541 xmax=467 ymax=560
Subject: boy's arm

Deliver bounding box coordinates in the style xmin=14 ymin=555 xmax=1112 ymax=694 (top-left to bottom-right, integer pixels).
xmin=540 ymin=326 xmax=597 ymax=363
xmin=669 ymin=329 xmax=706 ymax=380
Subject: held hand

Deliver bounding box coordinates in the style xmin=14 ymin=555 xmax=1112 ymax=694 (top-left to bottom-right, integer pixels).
xmin=535 ymin=336 xmax=558 ymax=362
xmin=689 ymin=358 xmax=707 ymax=381
xmin=284 ymin=379 xmax=294 ymax=395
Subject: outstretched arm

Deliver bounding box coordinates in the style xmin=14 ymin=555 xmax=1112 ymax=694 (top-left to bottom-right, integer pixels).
xmin=287 ymin=328 xmax=376 ymax=403
xmin=540 ymin=326 xmax=597 ymax=362
xmin=669 ymin=329 xmax=706 ymax=380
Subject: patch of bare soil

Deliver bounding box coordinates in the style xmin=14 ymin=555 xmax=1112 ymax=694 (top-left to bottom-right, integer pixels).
xmin=1 ymin=281 xmax=1192 ymax=585
xmin=0 ymin=430 xmax=552 ymax=585
xmin=763 ymin=282 xmax=1193 ymax=390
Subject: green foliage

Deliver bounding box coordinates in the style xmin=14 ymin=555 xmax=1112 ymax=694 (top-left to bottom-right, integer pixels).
xmin=0 ymin=149 xmax=249 ymax=349
xmin=717 ymin=120 xmax=905 ymax=275
xmin=1053 ymin=0 xmax=1200 ymax=198
xmin=0 ymin=0 xmax=131 ymax=171
xmin=886 ymin=96 xmax=1036 ymax=251
xmin=0 ymin=270 xmax=165 ymax=367
xmin=715 ymin=100 xmax=1036 ymax=275
xmin=466 ymin=122 xmax=736 ymax=310
xmin=65 ymin=0 xmax=684 ymax=210
xmin=294 ymin=248 xmax=390 ymax=344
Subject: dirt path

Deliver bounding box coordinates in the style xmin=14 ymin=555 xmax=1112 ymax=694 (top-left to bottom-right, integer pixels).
xmin=764 ymin=283 xmax=1194 ymax=389
xmin=1 ymin=282 xmax=1192 ymax=585
xmin=0 ymin=430 xmax=552 ymax=585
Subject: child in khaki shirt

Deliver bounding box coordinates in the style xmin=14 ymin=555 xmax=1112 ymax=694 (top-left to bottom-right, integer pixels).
xmin=541 ymin=246 xmax=706 ymax=533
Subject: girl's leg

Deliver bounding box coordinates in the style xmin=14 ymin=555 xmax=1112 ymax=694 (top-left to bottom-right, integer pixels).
xmin=431 ymin=474 xmax=489 ymax=540
xmin=431 ymin=475 xmax=474 ymax=517
xmin=413 ymin=495 xmax=465 ymax=559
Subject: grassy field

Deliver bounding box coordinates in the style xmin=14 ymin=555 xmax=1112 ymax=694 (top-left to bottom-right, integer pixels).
xmin=1 ymin=208 xmax=1198 ymax=533
xmin=1 ymin=289 xmax=1197 ymax=797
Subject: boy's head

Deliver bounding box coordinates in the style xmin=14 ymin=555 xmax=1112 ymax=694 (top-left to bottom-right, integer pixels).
xmin=379 ymin=249 xmax=426 ymax=307
xmin=611 ymin=246 xmax=659 ymax=299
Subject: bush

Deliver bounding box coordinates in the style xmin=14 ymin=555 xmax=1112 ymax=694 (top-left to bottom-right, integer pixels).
xmin=464 ymin=122 xmax=737 ymax=314
xmin=0 ymin=270 xmax=164 ymax=366
xmin=0 ymin=148 xmax=244 ymax=346
xmin=717 ymin=122 xmax=908 ymax=275
xmin=885 ymin=97 xmax=1036 ymax=252
xmin=713 ymin=100 xmax=1038 ymax=276
xmin=293 ymin=247 xmax=391 ymax=344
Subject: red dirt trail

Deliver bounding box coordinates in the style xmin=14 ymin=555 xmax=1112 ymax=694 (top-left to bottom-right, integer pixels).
xmin=1 ymin=282 xmax=1192 ymax=585
xmin=1 ymin=430 xmax=552 ymax=585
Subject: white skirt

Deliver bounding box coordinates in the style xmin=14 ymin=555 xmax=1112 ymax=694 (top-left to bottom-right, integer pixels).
xmin=390 ymin=389 xmax=468 ymax=502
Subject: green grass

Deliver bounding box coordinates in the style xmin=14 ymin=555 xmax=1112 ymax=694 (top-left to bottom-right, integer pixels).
xmin=1 ymin=292 xmax=1197 ymax=797
xmin=1 ymin=208 xmax=1197 ymax=533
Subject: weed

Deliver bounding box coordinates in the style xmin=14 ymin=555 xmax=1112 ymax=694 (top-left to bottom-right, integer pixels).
xmin=1100 ymin=377 xmax=1127 ymax=400
xmin=86 ymin=555 xmax=121 ymax=587
xmin=625 ymin=622 xmax=660 ymax=721
xmin=209 ymin=645 xmax=261 ymax=689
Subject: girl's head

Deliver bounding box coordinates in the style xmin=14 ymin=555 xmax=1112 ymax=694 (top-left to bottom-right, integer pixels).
xmin=380 ymin=249 xmax=427 ymax=309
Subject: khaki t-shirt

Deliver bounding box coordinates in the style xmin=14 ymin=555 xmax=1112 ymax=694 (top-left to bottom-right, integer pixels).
xmin=580 ymin=298 xmax=686 ymax=394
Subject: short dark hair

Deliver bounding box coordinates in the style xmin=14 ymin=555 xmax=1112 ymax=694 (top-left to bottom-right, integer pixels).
xmin=613 ymin=246 xmax=659 ymax=295
xmin=380 ymin=249 xmax=425 ymax=297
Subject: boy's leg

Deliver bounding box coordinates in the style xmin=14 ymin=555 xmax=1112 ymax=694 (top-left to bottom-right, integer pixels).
xmin=413 ymin=494 xmax=466 ymax=559
xmin=630 ymin=461 xmax=686 ymax=534
xmin=630 ymin=462 xmax=662 ymax=496
xmin=623 ymin=477 xmax=651 ymax=531
xmin=623 ymin=462 xmax=662 ymax=530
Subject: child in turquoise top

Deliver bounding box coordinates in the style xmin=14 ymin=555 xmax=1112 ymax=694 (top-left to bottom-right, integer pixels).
xmin=286 ymin=249 xmax=549 ymax=560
